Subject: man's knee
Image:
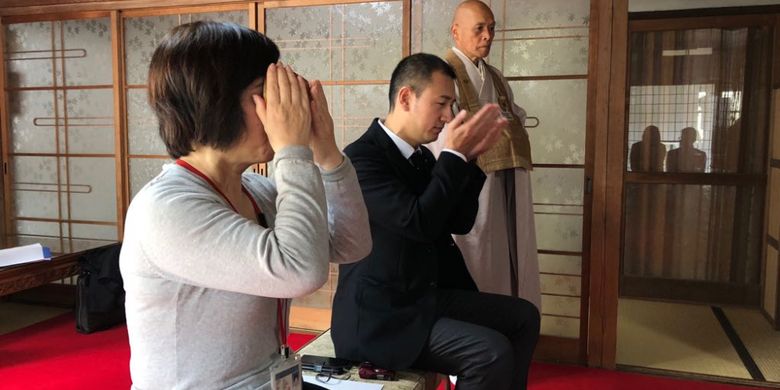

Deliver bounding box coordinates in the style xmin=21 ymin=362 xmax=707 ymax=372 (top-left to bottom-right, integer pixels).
xmin=522 ymin=298 xmax=541 ymax=333
xmin=474 ymin=331 xmax=514 ymax=373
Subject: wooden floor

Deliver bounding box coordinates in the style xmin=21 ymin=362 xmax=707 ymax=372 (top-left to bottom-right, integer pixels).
xmin=290 ymin=305 xmax=330 ymax=333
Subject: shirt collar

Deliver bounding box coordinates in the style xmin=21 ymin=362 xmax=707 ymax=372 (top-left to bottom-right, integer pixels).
xmin=452 ymin=46 xmax=486 ymax=79
xmin=378 ymin=119 xmax=418 ymax=159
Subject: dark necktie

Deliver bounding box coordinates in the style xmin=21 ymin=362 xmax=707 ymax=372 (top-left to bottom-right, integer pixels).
xmin=409 ymin=150 xmax=426 ymax=170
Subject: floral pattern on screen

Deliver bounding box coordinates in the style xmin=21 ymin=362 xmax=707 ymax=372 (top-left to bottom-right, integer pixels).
xmin=267 ymin=2 xmax=403 ymax=309
xmin=266 ymin=3 xmax=402 ymax=82
xmin=3 ymin=18 xmax=116 ymax=253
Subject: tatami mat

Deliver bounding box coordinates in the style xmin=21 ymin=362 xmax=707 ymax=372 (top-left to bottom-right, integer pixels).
xmin=617 ymin=299 xmax=752 ymax=379
xmin=0 ymin=302 xmax=69 ymax=336
xmin=724 ymin=306 xmax=780 ymax=382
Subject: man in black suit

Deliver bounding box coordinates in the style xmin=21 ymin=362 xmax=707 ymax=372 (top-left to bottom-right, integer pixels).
xmin=331 ymin=53 xmax=540 ymax=390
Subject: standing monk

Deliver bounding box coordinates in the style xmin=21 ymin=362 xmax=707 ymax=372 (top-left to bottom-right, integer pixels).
xmin=440 ymin=0 xmax=541 ymax=308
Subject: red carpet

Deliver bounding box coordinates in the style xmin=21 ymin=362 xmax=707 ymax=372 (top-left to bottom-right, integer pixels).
xmin=0 ymin=313 xmax=770 ymax=390
xmin=0 ymin=313 xmax=315 ymax=390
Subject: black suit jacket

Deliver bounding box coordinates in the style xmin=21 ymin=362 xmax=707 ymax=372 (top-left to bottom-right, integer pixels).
xmin=331 ymin=119 xmax=485 ymax=369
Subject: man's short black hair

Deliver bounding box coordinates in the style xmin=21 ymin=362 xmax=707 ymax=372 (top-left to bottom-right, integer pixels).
xmin=388 ymin=53 xmax=456 ymax=111
xmin=148 ymin=21 xmax=280 ymax=159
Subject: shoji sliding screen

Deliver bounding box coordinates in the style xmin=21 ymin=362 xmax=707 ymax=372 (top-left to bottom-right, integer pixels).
xmin=263 ymin=1 xmax=405 ymax=311
xmin=3 ymin=16 xmax=118 ymax=254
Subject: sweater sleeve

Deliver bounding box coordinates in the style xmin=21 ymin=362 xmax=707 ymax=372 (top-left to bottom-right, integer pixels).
xmin=319 ymin=155 xmax=372 ymax=264
xmin=124 ymin=146 xmax=330 ymax=298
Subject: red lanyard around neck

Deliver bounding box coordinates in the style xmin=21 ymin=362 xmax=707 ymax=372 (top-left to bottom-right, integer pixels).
xmin=174 ymin=159 xmax=289 ymax=356
xmin=174 ymin=159 xmax=261 ymax=215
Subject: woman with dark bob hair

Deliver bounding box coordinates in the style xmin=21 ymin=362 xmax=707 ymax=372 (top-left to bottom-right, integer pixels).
xmin=119 ymin=21 xmax=371 ymax=389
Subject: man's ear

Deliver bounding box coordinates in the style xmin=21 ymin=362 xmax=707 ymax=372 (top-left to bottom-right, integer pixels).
xmin=397 ymin=86 xmax=414 ymax=112
xmin=451 ymin=24 xmax=459 ymax=42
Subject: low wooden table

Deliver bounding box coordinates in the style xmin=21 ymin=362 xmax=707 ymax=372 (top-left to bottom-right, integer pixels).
xmin=298 ymin=330 xmax=439 ymax=390
xmin=0 ymin=251 xmax=83 ymax=297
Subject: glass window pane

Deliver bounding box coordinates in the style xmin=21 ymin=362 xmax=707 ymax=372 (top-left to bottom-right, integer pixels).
xmin=623 ymin=183 xmax=763 ymax=284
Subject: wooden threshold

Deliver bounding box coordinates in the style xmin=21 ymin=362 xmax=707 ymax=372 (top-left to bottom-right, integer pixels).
xmin=620 ymin=275 xmax=761 ymax=306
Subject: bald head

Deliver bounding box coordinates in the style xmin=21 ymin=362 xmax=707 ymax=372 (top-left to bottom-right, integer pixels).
xmin=451 ymin=1 xmax=496 ymax=63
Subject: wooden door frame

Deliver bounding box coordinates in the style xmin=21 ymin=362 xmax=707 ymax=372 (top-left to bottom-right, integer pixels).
xmin=585 ymin=0 xmax=627 ymax=369
xmin=588 ymin=1 xmax=780 ymax=368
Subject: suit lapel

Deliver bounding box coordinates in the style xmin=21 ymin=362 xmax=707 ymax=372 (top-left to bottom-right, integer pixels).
xmin=366 ymin=119 xmax=430 ymax=192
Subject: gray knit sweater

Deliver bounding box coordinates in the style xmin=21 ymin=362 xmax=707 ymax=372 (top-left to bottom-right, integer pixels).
xmin=120 ymin=146 xmax=371 ymax=389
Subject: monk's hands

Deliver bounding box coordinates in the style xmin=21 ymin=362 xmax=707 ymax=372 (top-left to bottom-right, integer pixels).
xmin=253 ymin=63 xmax=312 ymax=151
xmin=443 ymin=104 xmax=507 ymax=160
xmin=308 ymin=80 xmax=343 ymax=170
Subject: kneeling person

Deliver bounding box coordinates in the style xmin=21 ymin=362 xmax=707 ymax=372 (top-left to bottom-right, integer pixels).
xmin=331 ymin=53 xmax=540 ymax=390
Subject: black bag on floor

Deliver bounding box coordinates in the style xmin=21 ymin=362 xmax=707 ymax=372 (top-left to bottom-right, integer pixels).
xmin=76 ymin=243 xmax=125 ymax=334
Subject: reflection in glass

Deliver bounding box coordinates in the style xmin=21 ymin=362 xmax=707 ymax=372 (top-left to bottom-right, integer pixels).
xmin=667 ymin=127 xmax=706 ymax=173
xmin=623 ymin=183 xmax=762 ymax=284
xmin=628 ymin=125 xmax=666 ymax=172
xmin=627 ymin=27 xmax=770 ymax=174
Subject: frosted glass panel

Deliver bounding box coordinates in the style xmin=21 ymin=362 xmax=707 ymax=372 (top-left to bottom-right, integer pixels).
xmin=127 ymin=88 xmax=165 ymax=155
xmin=124 ymin=15 xmax=180 ymax=85
xmin=8 ymin=155 xmax=118 ymax=248
xmin=332 ymin=84 xmax=388 ymax=149
xmin=266 ymin=2 xmax=402 ymax=82
xmin=64 ymin=89 xmax=115 ymax=154
xmin=124 ymin=11 xmax=247 ymax=85
xmin=11 ymin=156 xmax=59 ymax=219
xmin=542 ymin=295 xmax=580 ymax=317
xmin=541 ymin=316 xmax=579 ymax=338
xmin=5 ymin=22 xmax=55 ymax=87
xmin=540 ymin=273 xmax=581 ymax=296
xmin=490 ymin=32 xmax=588 ymax=77
xmin=539 ymin=254 xmax=582 ymax=276
xmin=71 ymin=223 xmax=117 ymax=241
xmin=512 ymin=79 xmax=586 ymax=164
xmin=67 ymin=157 xmax=117 ymax=222
xmin=532 ymin=167 xmax=584 ymax=207
xmin=489 ymin=0 xmax=589 ymax=76
xmin=189 ymin=11 xmax=247 ymax=25
xmin=4 ymin=19 xmax=112 ymax=88
xmin=61 ymin=19 xmax=112 ymax=86
xmin=11 ymin=88 xmax=114 ymax=155
xmin=9 ymin=90 xmax=58 ymax=153
xmin=130 ymin=158 xmax=169 ymax=198
xmin=417 ymin=0 xmax=461 ymax=55
xmin=536 ymin=214 xmax=583 ymax=252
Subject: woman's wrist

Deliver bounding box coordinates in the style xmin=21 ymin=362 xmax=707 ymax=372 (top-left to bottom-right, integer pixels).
xmin=313 ymin=145 xmax=344 ymax=170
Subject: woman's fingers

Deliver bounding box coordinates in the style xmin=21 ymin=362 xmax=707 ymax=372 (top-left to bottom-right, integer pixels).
xmin=264 ymin=63 xmax=279 ymax=106
xmin=295 ymin=73 xmax=310 ymax=110
xmin=276 ymin=62 xmax=292 ymax=104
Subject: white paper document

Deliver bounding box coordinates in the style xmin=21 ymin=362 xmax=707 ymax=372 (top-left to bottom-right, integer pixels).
xmin=0 ymin=243 xmax=52 ymax=268
xmin=303 ymin=375 xmax=383 ymax=390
